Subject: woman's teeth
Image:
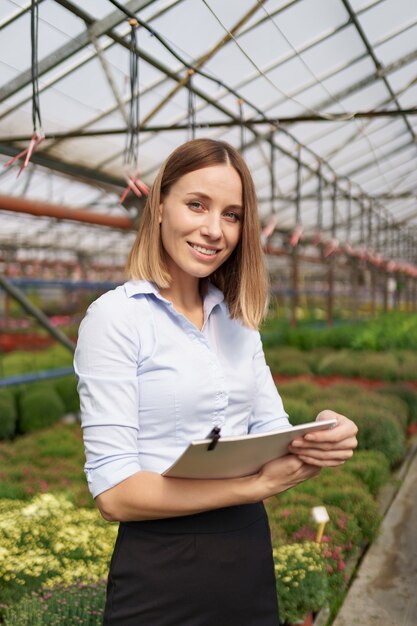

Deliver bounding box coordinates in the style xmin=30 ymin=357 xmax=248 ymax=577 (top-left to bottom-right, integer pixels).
xmin=191 ymin=244 xmax=217 ymax=256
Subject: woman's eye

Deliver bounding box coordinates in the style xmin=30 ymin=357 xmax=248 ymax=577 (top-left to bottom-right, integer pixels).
xmin=224 ymin=211 xmax=242 ymax=222
xmin=187 ymin=201 xmax=204 ymax=210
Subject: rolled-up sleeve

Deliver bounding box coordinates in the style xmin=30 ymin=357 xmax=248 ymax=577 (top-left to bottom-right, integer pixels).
xmin=249 ymin=333 xmax=290 ymax=434
xmin=74 ymin=294 xmax=141 ymax=498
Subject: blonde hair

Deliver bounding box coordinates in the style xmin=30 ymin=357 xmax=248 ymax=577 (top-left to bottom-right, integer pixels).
xmin=126 ymin=138 xmax=268 ymax=328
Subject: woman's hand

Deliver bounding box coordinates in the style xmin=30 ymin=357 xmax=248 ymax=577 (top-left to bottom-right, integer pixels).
xmin=255 ymin=453 xmax=321 ymax=500
xmin=287 ymin=410 xmax=358 ymax=467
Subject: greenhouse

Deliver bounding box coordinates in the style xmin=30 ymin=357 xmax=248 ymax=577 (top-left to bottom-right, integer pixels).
xmin=0 ymin=0 xmax=417 ymax=624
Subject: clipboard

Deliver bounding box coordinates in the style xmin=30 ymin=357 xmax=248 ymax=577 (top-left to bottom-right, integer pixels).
xmin=163 ymin=419 xmax=337 ymax=479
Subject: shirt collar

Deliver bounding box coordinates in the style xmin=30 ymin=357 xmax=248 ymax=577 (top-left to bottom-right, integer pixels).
xmin=124 ymin=279 xmax=225 ymax=310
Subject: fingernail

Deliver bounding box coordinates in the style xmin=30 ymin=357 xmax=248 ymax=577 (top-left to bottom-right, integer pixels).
xmin=291 ymin=439 xmax=302 ymax=447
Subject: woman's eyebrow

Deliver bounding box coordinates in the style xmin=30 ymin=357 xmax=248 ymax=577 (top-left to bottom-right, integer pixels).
xmin=186 ymin=191 xmax=243 ymax=210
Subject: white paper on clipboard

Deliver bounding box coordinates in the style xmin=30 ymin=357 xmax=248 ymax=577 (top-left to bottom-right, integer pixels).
xmin=163 ymin=419 xmax=337 ymax=479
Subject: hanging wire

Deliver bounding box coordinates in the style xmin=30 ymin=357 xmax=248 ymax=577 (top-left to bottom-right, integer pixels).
xmin=125 ymin=17 xmax=140 ymax=167
xmin=270 ymin=132 xmax=276 ymax=213
xmin=237 ymin=98 xmax=245 ymax=152
xmin=187 ymin=69 xmax=196 ymax=140
xmin=31 ymin=0 xmax=42 ymax=133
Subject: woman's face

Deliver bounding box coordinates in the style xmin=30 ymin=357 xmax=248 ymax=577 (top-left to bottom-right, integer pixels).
xmin=159 ymin=164 xmax=243 ymax=284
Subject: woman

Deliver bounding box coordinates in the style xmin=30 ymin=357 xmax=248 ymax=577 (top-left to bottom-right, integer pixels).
xmin=74 ymin=138 xmax=357 ymax=626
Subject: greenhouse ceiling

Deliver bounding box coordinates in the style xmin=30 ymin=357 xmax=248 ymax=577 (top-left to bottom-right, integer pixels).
xmin=0 ymin=0 xmax=416 ymax=266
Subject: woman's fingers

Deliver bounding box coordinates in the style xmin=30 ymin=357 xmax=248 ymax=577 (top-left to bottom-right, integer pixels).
xmin=290 ymin=412 xmax=358 ymax=452
xmin=289 ymin=435 xmax=358 ymax=453
xmin=295 ymin=455 xmax=347 ymax=468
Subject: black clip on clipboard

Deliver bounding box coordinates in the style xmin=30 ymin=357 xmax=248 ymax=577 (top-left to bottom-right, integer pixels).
xmin=206 ymin=426 xmax=221 ymax=451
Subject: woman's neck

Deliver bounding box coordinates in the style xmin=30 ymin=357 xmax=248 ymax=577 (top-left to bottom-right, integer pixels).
xmin=160 ymin=279 xmax=204 ymax=330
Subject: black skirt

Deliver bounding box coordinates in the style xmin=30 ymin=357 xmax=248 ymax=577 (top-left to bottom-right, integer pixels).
xmin=103 ymin=502 xmax=280 ymax=626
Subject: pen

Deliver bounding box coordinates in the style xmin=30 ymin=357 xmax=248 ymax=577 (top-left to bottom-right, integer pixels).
xmin=206 ymin=426 xmax=221 ymax=451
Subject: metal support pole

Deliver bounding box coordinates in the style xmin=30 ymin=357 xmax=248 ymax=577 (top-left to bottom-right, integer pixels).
xmin=382 ymin=270 xmax=388 ymax=313
xmin=0 ymin=275 xmax=75 ymax=353
xmin=290 ymin=248 xmax=299 ymax=328
xmin=350 ymin=259 xmax=359 ymax=320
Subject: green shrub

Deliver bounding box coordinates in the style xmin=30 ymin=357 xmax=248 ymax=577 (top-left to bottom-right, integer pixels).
xmin=54 ymin=376 xmax=80 ymax=414
xmin=287 ymin=475 xmax=380 ymax=543
xmin=3 ymin=581 xmax=106 ymax=626
xmin=312 ymin=349 xmax=405 ymax=381
xmin=18 ymin=388 xmax=65 ymax=434
xmin=355 ymin=352 xmax=399 ymax=381
xmin=357 ymin=391 xmax=408 ymax=432
xmin=354 ymin=413 xmax=406 ymax=467
xmin=0 ymin=423 xmax=89 ymax=507
xmin=377 ymin=384 xmax=417 ymax=425
xmin=284 ymin=398 xmax=313 ymax=425
xmin=0 ymin=392 xmax=17 ymax=440
xmin=394 ymin=350 xmax=417 ymax=380
xmin=274 ymin=357 xmax=312 ymax=376
xmin=316 ymin=351 xmax=360 ymax=377
xmin=306 ymin=348 xmax=336 ymax=372
xmin=320 ymin=486 xmax=381 ymax=542
xmin=341 ymin=451 xmax=390 ymax=496
xmin=2 ymin=345 xmax=73 ymax=377
xmin=277 ymin=380 xmax=318 ymax=402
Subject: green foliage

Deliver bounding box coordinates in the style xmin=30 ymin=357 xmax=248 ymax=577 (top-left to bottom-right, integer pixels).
xmin=53 ymin=376 xmax=80 ymax=414
xmin=341 ymin=451 xmax=390 ymax=496
xmin=1 ymin=345 xmax=73 ymax=377
xmin=0 ymin=423 xmax=89 ymax=507
xmin=274 ymin=357 xmax=312 ymax=377
xmin=3 ymin=581 xmax=106 ymax=626
xmin=283 ymin=398 xmax=312 ymax=425
xmin=354 ymin=412 xmax=406 ymax=467
xmin=18 ymin=388 xmax=65 ymax=434
xmin=0 ymin=391 xmax=17 ymax=440
xmin=355 ymin=353 xmax=399 ymax=381
xmin=377 ymin=384 xmax=417 ymax=425
xmin=263 ymin=312 xmax=417 ymax=352
xmin=286 ymin=472 xmax=381 ymax=544
xmin=277 ymin=380 xmax=318 ymax=403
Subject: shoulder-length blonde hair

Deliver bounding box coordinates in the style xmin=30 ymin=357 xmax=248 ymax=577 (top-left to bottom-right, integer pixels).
xmin=126 ymin=138 xmax=268 ymax=329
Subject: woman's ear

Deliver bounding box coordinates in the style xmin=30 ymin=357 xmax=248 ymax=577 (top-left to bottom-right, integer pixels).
xmin=158 ymin=202 xmax=163 ymax=224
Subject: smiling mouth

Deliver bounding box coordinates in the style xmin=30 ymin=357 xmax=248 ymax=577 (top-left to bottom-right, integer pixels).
xmin=188 ymin=243 xmax=219 ymax=256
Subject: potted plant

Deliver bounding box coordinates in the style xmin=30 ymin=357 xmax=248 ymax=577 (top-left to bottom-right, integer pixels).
xmin=274 ymin=542 xmax=329 ymax=626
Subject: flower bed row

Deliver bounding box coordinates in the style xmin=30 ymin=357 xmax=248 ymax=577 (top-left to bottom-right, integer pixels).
xmin=261 ymin=311 xmax=417 ymax=351
xmin=264 ymin=345 xmax=417 ymax=383
xmin=1 ymin=371 xmax=414 ymax=624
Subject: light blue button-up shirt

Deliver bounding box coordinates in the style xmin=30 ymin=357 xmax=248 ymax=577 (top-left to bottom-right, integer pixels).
xmin=74 ymin=280 xmax=289 ymax=498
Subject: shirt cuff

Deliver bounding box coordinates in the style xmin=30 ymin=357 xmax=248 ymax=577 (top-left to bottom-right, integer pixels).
xmin=85 ymin=457 xmax=141 ymax=499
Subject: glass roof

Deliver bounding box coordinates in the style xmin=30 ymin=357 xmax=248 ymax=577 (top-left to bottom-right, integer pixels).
xmin=0 ymin=0 xmax=416 ymax=268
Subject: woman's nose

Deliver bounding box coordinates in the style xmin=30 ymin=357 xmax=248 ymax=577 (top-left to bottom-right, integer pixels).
xmin=200 ymin=212 xmax=222 ymax=239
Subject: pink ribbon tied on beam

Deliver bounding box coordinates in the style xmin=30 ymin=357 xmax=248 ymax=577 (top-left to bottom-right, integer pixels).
xmin=119 ymin=172 xmax=150 ymax=205
xmin=260 ymin=214 xmax=279 ymax=246
xmin=4 ymin=132 xmax=45 ymax=177
xmin=289 ymin=224 xmax=303 ymax=247
xmin=323 ymin=238 xmax=339 ymax=258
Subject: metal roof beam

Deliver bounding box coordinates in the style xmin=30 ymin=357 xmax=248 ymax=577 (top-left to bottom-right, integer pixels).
xmin=340 ymin=0 xmax=416 ymax=143
xmin=0 ymin=0 xmax=155 ymax=102
xmin=0 ymin=0 xmax=46 ymax=31
xmin=0 ymin=143 xmax=125 ymax=188
xmin=344 ymin=138 xmax=415 ymax=179
xmin=139 ymin=0 xmax=269 ymax=126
